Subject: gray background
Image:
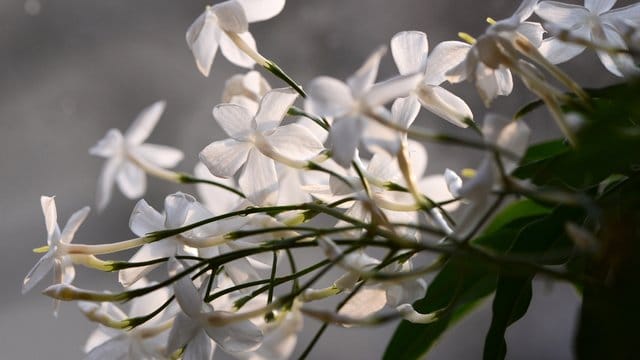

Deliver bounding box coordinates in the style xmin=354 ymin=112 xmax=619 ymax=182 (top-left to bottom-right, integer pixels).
xmin=0 ymin=0 xmax=626 ymax=358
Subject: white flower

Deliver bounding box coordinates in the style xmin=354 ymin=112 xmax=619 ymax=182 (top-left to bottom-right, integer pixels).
xmin=199 ymin=88 xmax=324 ymax=205
xmin=187 ymin=0 xmax=285 ymax=76
xmin=446 ymin=0 xmax=545 ymax=106
xmin=223 ymin=70 xmax=272 ymax=113
xmin=81 ymin=279 xmax=172 ymax=360
xmin=390 ymin=31 xmax=473 ymax=128
xmin=22 ymin=196 xmax=90 ymax=315
xmin=89 ymin=101 xmax=183 ymax=211
xmin=536 ymin=0 xmax=640 ymax=76
xmin=119 ymin=192 xmax=204 ymax=287
xmin=305 ymin=47 xmax=422 ymax=167
xmin=166 ymin=259 xmax=263 ymax=358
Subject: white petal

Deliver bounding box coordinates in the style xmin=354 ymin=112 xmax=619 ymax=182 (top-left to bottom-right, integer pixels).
xmin=535 ymin=2 xmax=590 ymax=29
xmin=212 ymin=0 xmax=249 ymax=33
xmin=475 ymin=64 xmax=513 ymax=106
xmin=129 ymin=280 xmax=170 ymax=319
xmin=236 ymin=0 xmax=285 ymax=22
xmin=129 ymin=199 xmax=164 ymax=237
xmin=167 ymin=313 xmax=201 ymax=354
xmin=391 ymin=95 xmax=421 ymax=130
xmin=96 ymin=157 xmax=121 ymax=212
xmin=213 ymin=103 xmax=254 ymax=140
xmin=328 ymin=116 xmax=364 ymax=168
xmin=305 ymin=77 xmax=354 ymax=117
xmin=444 ymin=168 xmax=463 ymax=197
xmin=586 ymin=0 xmax=616 ymax=14
xmin=22 ymin=252 xmax=54 ymax=294
xmin=164 ymin=192 xmax=198 ymax=229
xmin=416 ymin=85 xmax=472 ymax=127
xmin=119 ymin=241 xmax=176 ymax=287
xmin=495 ymin=120 xmax=532 ymax=172
xmin=538 ymin=35 xmax=587 ymax=64
xmin=420 ymin=174 xmax=460 ymax=212
xmin=266 ymin=123 xmax=324 ymax=161
xmin=339 ymin=287 xmax=387 ymax=321
xmin=239 ymin=149 xmax=278 ymax=205
xmin=124 ymin=101 xmax=166 ymax=145
xmin=84 ymin=336 xmax=128 ymax=360
xmin=186 ymin=9 xmax=221 ymax=77
xmin=184 ymin=330 xmax=214 ymax=360
xmin=459 ymin=157 xmax=495 ymax=201
xmin=512 ymin=0 xmax=540 ymax=22
xmin=361 ymin=114 xmax=402 ymax=156
xmin=367 ymin=151 xmax=400 ymax=182
xmin=363 ymin=72 xmax=422 ymax=108
xmin=390 ymin=31 xmax=429 ymax=75
xmin=170 ymin=258 xmax=206 ymax=318
xmin=253 ymin=87 xmax=298 ymax=132
xmin=424 ymin=41 xmax=471 ymax=85
xmin=517 ymin=21 xmax=546 ymax=48
xmin=596 ymin=25 xmax=640 ymax=77
xmin=407 ymin=139 xmax=428 ymax=178
xmin=204 ymin=313 xmax=263 ymax=352
xmin=40 ymin=196 xmax=58 ymax=241
xmin=199 ymin=139 xmax=252 ymax=178
xmin=194 ymin=162 xmax=243 ymax=213
xmin=247 ymin=309 xmax=302 ymax=360
xmin=116 ymin=161 xmax=146 ymax=199
xmin=602 ymin=3 xmax=640 ymax=25
xmin=219 ymin=31 xmax=257 ymax=69
xmin=347 ymin=46 xmax=387 ymax=97
xmin=89 ymin=129 xmax=123 ymax=158
xmin=134 ymin=143 xmax=184 ymax=168
xmin=60 ymin=206 xmax=90 ymax=244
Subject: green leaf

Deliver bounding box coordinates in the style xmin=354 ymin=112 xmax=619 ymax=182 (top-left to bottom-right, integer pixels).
xmin=483 ymin=207 xmax=584 ymax=360
xmin=384 ymin=201 xmax=553 ymax=360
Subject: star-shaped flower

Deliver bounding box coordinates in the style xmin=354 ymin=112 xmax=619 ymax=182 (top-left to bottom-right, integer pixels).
xmin=22 ymin=196 xmax=90 ymax=314
xmin=536 ymin=0 xmax=640 ymax=76
xmin=90 ymin=101 xmax=183 ymax=211
xmin=187 ymin=0 xmax=286 ymax=76
xmin=199 ymin=88 xmax=324 ymax=205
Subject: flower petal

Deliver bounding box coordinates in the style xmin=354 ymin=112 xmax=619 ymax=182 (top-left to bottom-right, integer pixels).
xmin=535 ymin=1 xmax=590 ymax=29
xmin=116 ymin=161 xmax=146 ymax=199
xmin=475 ymin=64 xmax=513 ymax=106
xmin=416 ymin=85 xmax=472 ymax=127
xmin=390 ymin=31 xmax=429 ymax=75
xmin=585 ymin=0 xmax=616 ymax=14
xmin=239 ymin=149 xmax=278 ymax=205
xmin=339 ymin=287 xmax=387 ymax=321
xmin=84 ymin=336 xmax=128 ymax=360
xmin=199 ymin=139 xmax=252 ymax=178
xmin=305 ymin=77 xmax=354 ymax=118
xmin=328 ymin=116 xmax=364 ymax=168
xmin=194 ymin=162 xmax=243 ymax=214
xmin=96 ymin=157 xmax=121 ymax=212
xmin=186 ymin=8 xmax=221 ymax=77
xmin=424 ymin=41 xmax=470 ymax=85
xmin=134 ymin=143 xmax=184 ymax=168
xmin=183 ymin=330 xmax=215 ymax=360
xmin=253 ymin=87 xmax=298 ymax=132
xmin=170 ymin=258 xmax=206 ymax=318
xmin=219 ymin=31 xmax=257 ymax=69
xmin=347 ymin=46 xmax=387 ymax=97
xmin=538 ymin=35 xmax=587 ymax=64
xmin=167 ymin=313 xmax=201 ymax=354
xmin=40 ymin=196 xmax=58 ymax=241
xmin=213 ymin=103 xmax=255 ymax=140
xmin=419 ymin=174 xmax=460 ymax=212
xmin=517 ymin=21 xmax=546 ymax=48
xmin=124 ymin=101 xmax=166 ymax=145
xmin=164 ymin=192 xmax=198 ymax=229
xmin=89 ymin=129 xmax=123 ymax=158
xmin=595 ymin=24 xmax=640 ymax=77
xmin=204 ymin=313 xmax=263 ymax=352
xmin=129 ymin=199 xmax=164 ymax=236
xmin=236 ymin=0 xmax=286 ymax=23
xmin=119 ymin=241 xmax=176 ymax=287
xmin=212 ymin=0 xmax=249 ymax=33
xmin=602 ymin=3 xmax=640 ymax=25
xmin=60 ymin=206 xmax=90 ymax=244
xmin=391 ymin=95 xmax=421 ymax=130
xmin=363 ymin=72 xmax=422 ymax=108
xmin=22 ymin=251 xmax=54 ymax=294
xmin=266 ymin=123 xmax=324 ymax=161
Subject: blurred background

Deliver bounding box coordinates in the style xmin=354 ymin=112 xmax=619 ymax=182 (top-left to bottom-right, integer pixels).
xmin=0 ymin=0 xmax=628 ymax=358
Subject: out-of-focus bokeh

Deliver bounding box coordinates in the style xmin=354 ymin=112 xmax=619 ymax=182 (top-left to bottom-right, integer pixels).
xmin=0 ymin=0 xmax=627 ymax=358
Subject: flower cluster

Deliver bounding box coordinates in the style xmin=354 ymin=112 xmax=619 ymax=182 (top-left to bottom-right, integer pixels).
xmin=23 ymin=0 xmax=640 ymax=359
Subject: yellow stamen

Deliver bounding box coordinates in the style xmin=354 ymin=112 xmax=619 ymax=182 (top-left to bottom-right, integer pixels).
xmin=33 ymin=245 xmax=49 ymax=253
xmin=458 ymin=32 xmax=476 ymax=45
xmin=486 ymin=17 xmax=497 ymax=25
xmin=462 ymin=168 xmax=477 ymax=178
